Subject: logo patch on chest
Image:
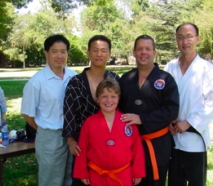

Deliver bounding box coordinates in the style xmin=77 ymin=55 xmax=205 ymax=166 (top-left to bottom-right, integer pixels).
xmin=106 ymin=140 xmax=115 ymax=146
xmin=124 ymin=125 xmax=133 ymax=137
xmin=154 ymin=79 xmax=165 ymax=90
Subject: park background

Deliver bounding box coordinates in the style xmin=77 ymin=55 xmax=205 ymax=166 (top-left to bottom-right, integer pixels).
xmin=1 ymin=0 xmax=213 ymax=68
xmin=0 ymin=0 xmax=213 ymax=185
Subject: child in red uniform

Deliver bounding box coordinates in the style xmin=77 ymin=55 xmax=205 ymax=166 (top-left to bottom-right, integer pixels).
xmin=73 ymin=77 xmax=146 ymax=186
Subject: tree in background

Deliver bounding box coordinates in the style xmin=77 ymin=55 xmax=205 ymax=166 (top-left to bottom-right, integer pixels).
xmin=1 ymin=0 xmax=213 ymax=67
xmin=3 ymin=2 xmax=87 ymax=67
xmin=80 ymin=0 xmax=133 ymax=63
xmin=186 ymin=0 xmax=213 ymax=60
xmin=0 ymin=3 xmax=16 ymax=67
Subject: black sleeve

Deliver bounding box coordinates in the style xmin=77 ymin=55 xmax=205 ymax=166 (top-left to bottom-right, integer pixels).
xmin=139 ymin=73 xmax=179 ymax=133
xmin=62 ymin=76 xmax=82 ymax=139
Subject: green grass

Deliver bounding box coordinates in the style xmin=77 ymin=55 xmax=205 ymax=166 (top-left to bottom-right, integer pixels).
xmin=0 ymin=70 xmax=213 ymax=186
xmin=0 ymin=80 xmax=38 ymax=186
xmin=0 ymin=80 xmax=27 ymax=99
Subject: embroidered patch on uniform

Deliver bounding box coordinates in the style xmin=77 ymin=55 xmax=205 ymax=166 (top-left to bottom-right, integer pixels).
xmin=106 ymin=140 xmax=115 ymax=146
xmin=124 ymin=125 xmax=133 ymax=137
xmin=135 ymin=99 xmax=142 ymax=105
xmin=154 ymin=79 xmax=165 ymax=90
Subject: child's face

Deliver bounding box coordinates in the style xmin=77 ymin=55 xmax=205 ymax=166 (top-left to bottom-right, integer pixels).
xmin=96 ymin=88 xmax=119 ymax=114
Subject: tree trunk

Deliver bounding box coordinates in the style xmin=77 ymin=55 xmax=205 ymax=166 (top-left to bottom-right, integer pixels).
xmin=0 ymin=51 xmax=6 ymax=68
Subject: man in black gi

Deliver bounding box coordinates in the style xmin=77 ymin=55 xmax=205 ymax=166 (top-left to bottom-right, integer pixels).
xmin=119 ymin=35 xmax=179 ymax=186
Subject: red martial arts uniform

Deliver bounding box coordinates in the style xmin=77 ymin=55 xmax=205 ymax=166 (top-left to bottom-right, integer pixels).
xmin=73 ymin=109 xmax=146 ymax=186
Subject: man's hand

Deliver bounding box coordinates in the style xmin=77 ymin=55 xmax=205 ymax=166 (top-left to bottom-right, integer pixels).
xmin=174 ymin=120 xmax=190 ymax=133
xmin=121 ymin=113 xmax=142 ymax=125
xmin=68 ymin=138 xmax=81 ymax=156
xmin=81 ymin=179 xmax=90 ymax=185
xmin=22 ymin=114 xmax=38 ymax=130
xmin=169 ymin=121 xmax=178 ymax=135
xmin=133 ymin=178 xmax=142 ymax=185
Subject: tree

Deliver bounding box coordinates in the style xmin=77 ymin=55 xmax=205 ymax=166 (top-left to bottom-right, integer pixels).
xmin=4 ymin=4 xmax=86 ymax=67
xmin=0 ymin=3 xmax=16 ymax=67
xmin=185 ymin=0 xmax=213 ymax=58
xmin=130 ymin=0 xmax=149 ymax=14
xmin=129 ymin=0 xmax=201 ymax=62
xmin=80 ymin=0 xmax=131 ymax=61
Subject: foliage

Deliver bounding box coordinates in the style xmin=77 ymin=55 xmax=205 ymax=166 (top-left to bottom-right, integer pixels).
xmin=1 ymin=0 xmax=213 ymax=67
xmin=80 ymin=0 xmax=131 ymax=59
xmin=125 ymin=0 xmax=213 ymax=62
xmin=7 ymin=0 xmax=33 ymax=8
xmin=0 ymin=3 xmax=16 ymax=46
xmin=68 ymin=35 xmax=88 ymax=65
xmin=130 ymin=0 xmax=149 ymax=14
xmin=1 ymin=0 xmax=88 ymax=15
xmin=186 ymin=0 xmax=213 ymax=58
xmin=2 ymin=5 xmax=88 ymax=67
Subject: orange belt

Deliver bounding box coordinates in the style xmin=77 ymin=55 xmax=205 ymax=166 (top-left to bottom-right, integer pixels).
xmin=141 ymin=127 xmax=169 ymax=180
xmin=88 ymin=161 xmax=130 ymax=186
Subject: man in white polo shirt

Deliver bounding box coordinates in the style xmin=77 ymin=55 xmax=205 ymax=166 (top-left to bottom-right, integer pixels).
xmin=21 ymin=34 xmax=77 ymax=186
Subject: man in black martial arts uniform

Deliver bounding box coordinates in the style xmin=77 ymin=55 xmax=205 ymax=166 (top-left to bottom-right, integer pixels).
xmin=119 ymin=35 xmax=179 ymax=186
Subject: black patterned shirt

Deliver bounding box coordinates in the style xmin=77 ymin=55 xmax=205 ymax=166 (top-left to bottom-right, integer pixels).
xmin=62 ymin=67 xmax=120 ymax=140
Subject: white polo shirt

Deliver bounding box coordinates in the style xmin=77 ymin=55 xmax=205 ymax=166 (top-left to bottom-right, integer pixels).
xmin=21 ymin=65 xmax=77 ymax=130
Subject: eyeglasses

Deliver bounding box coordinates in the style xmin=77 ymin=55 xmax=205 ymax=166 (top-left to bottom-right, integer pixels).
xmin=176 ymin=35 xmax=197 ymax=41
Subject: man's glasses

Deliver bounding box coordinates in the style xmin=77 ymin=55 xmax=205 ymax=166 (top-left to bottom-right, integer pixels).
xmin=176 ymin=35 xmax=197 ymax=41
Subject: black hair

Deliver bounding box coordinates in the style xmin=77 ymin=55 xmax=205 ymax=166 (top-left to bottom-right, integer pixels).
xmin=88 ymin=35 xmax=111 ymax=51
xmin=176 ymin=22 xmax=199 ymax=36
xmin=134 ymin=34 xmax=155 ymax=50
xmin=44 ymin=34 xmax=70 ymax=52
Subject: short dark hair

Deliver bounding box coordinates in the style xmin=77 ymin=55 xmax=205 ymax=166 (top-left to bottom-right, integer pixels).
xmin=96 ymin=77 xmax=120 ymax=98
xmin=134 ymin=35 xmax=155 ymax=50
xmin=88 ymin=35 xmax=111 ymax=51
xmin=176 ymin=23 xmax=199 ymax=36
xmin=44 ymin=34 xmax=70 ymax=52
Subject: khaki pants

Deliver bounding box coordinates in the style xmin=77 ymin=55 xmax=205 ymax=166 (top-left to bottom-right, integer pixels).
xmin=35 ymin=127 xmax=73 ymax=186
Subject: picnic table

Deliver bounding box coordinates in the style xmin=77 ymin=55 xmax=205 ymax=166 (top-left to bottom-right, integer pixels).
xmin=0 ymin=141 xmax=35 ymax=186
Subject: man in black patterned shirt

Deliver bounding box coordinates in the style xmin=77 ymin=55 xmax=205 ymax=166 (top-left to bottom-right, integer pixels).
xmin=62 ymin=35 xmax=120 ymax=186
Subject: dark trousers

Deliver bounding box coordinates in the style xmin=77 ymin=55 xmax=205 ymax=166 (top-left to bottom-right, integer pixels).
xmin=168 ymin=149 xmax=207 ymax=186
xmin=138 ymin=163 xmax=169 ymax=186
xmin=71 ymin=178 xmax=85 ymax=186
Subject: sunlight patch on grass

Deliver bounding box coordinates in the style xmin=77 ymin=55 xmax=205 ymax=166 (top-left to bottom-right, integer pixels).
xmin=6 ymin=98 xmax=25 ymax=130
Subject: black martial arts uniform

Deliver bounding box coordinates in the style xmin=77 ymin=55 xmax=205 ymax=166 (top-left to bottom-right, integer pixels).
xmin=119 ymin=64 xmax=179 ymax=186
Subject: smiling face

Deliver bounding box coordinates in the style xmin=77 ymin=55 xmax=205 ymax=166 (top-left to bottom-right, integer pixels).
xmin=96 ymin=88 xmax=119 ymax=115
xmin=87 ymin=40 xmax=111 ymax=68
xmin=176 ymin=24 xmax=200 ymax=56
xmin=133 ymin=39 xmax=156 ymax=68
xmin=44 ymin=41 xmax=68 ymax=70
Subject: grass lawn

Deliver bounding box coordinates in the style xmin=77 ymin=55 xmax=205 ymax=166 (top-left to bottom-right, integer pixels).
xmin=0 ymin=69 xmax=213 ymax=185
xmin=1 ymin=80 xmax=37 ymax=186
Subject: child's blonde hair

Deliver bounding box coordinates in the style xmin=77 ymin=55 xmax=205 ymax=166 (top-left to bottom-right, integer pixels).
xmin=96 ymin=77 xmax=120 ymax=98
